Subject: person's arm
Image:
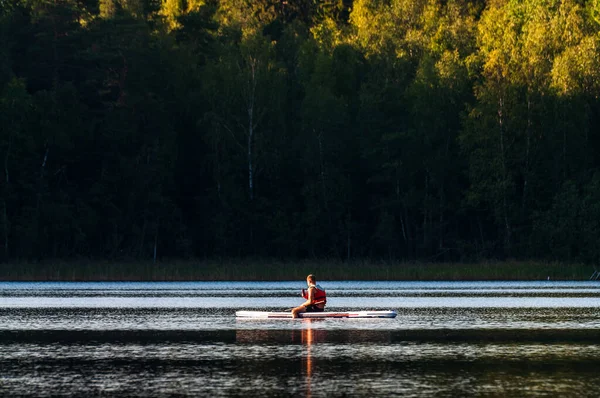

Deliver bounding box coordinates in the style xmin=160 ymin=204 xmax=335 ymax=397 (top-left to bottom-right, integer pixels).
xmin=300 ymin=287 xmax=314 ymax=307
xmin=292 ymin=287 xmax=314 ymax=317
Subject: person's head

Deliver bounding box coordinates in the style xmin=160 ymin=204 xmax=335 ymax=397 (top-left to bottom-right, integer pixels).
xmin=306 ymin=274 xmax=316 ymax=285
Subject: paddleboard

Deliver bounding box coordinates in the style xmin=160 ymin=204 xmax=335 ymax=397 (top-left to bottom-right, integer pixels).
xmin=236 ymin=310 xmax=397 ymax=319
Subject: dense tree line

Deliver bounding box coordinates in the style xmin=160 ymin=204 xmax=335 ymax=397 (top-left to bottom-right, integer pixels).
xmin=1 ymin=0 xmax=600 ymax=264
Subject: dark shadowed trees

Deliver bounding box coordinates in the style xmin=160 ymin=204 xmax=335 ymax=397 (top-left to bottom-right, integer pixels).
xmin=1 ymin=0 xmax=600 ymax=265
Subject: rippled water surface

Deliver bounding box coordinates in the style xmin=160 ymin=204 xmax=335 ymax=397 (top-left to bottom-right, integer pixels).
xmin=1 ymin=281 xmax=599 ymax=397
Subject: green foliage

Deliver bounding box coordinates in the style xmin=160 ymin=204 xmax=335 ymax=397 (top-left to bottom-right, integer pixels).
xmin=2 ymin=0 xmax=600 ymax=267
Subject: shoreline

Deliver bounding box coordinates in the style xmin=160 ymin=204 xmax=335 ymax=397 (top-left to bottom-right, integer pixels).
xmin=0 ymin=259 xmax=595 ymax=281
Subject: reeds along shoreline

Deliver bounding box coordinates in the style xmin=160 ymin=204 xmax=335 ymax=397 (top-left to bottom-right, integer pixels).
xmin=0 ymin=260 xmax=592 ymax=281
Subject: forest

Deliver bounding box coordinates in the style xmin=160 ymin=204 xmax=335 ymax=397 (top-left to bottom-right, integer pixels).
xmin=1 ymin=0 xmax=600 ymax=265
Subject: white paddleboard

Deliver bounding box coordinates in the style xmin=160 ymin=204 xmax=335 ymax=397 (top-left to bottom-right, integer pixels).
xmin=236 ymin=310 xmax=397 ymax=319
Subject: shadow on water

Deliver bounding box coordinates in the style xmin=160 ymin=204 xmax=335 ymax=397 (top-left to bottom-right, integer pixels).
xmin=3 ymin=327 xmax=600 ymax=396
xmin=231 ymin=322 xmax=600 ymax=397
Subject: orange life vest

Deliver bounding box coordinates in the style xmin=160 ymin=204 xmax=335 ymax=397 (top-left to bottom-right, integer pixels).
xmin=301 ymin=284 xmax=327 ymax=306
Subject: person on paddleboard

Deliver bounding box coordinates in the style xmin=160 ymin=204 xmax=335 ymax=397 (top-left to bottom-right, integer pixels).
xmin=291 ymin=274 xmax=326 ymax=318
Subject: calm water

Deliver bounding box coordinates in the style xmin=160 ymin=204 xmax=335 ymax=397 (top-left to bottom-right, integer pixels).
xmin=1 ymin=281 xmax=600 ymax=397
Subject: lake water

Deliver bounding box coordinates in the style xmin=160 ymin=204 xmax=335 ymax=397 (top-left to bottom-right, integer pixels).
xmin=1 ymin=281 xmax=599 ymax=396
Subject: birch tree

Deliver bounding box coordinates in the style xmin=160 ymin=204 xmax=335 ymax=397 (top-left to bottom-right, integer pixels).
xmin=204 ymin=31 xmax=285 ymax=251
xmin=0 ymin=79 xmax=31 ymax=260
xmin=461 ymin=0 xmax=521 ymax=255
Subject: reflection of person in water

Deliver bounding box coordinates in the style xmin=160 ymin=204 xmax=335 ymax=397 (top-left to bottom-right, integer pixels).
xmin=291 ymin=274 xmax=327 ymax=318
